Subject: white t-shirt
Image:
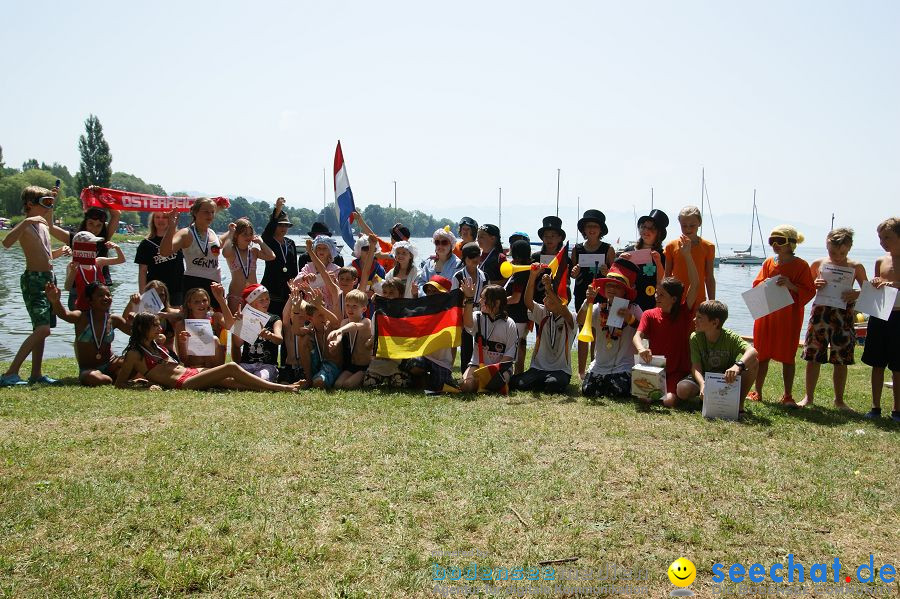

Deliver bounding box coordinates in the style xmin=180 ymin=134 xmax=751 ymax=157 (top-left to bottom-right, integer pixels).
xmin=465 ymin=312 xmax=518 ymax=367
xmin=528 ymin=302 xmax=574 ymax=374
xmin=587 ymin=302 xmax=643 ymax=376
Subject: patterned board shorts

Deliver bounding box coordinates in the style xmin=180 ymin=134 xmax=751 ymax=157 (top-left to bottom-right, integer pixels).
xmin=801 ymin=304 xmax=855 ymax=365
xmin=21 ymin=271 xmax=57 ymax=329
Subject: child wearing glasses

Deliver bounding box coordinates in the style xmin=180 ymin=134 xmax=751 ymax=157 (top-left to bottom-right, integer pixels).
xmin=1 ymin=186 xmax=73 ymax=386
xmin=748 ymin=225 xmax=816 ymax=406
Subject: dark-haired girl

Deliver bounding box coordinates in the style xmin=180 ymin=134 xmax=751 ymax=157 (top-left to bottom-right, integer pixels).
xmin=45 ymin=281 xmax=131 ymax=386
xmin=632 ymin=236 xmax=699 ymax=407
xmin=459 ymin=281 xmax=518 ymax=393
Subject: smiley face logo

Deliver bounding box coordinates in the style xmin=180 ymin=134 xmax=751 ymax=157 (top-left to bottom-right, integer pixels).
xmin=668 ymin=558 xmax=696 ymax=587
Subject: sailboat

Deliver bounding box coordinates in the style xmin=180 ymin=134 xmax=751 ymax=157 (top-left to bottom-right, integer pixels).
xmin=719 ymin=190 xmax=766 ymax=266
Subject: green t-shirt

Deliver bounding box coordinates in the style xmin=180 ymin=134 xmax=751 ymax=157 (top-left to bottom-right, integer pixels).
xmin=689 ymin=328 xmax=748 ymax=373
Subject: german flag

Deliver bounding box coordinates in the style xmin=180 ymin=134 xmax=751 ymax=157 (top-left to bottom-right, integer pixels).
xmin=373 ymin=289 xmax=463 ymax=359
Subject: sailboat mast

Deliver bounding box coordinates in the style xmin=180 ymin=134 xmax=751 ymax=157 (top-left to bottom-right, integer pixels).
xmin=700 ymin=168 xmax=705 ymax=234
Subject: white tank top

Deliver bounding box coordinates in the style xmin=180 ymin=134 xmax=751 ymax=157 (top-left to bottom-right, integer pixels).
xmin=183 ymin=225 xmax=222 ymax=281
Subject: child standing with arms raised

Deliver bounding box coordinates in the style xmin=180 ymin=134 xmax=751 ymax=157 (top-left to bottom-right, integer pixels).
xmin=862 ymin=218 xmax=900 ymax=421
xmin=664 ymin=206 xmax=715 ymax=304
xmin=1 ymin=186 xmax=71 ymax=386
xmin=798 ymin=228 xmax=867 ymax=410
xmin=749 ymin=225 xmax=816 ymax=406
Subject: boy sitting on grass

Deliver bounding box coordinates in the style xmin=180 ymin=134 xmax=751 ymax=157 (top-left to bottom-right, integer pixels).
xmin=679 ymin=300 xmax=759 ymax=417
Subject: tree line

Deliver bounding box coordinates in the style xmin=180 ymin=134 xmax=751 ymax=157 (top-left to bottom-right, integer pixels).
xmin=0 ymin=117 xmax=454 ymax=237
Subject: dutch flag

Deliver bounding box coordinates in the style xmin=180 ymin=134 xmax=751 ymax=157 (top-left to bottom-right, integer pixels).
xmin=333 ymin=141 xmax=357 ymax=248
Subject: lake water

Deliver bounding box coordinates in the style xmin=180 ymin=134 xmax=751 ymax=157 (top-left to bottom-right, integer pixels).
xmin=0 ymin=237 xmax=886 ymax=362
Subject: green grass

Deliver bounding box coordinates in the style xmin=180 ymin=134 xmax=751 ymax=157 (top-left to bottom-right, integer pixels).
xmin=1 ymin=353 xmax=898 ymax=598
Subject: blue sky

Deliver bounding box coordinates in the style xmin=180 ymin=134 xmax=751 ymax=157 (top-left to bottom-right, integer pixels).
xmin=2 ymin=0 xmax=897 ymax=248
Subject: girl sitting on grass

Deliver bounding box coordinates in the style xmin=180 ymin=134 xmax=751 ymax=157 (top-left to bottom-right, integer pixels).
xmin=116 ymin=313 xmax=303 ymax=392
xmin=175 ymin=284 xmax=234 ymax=368
xmin=45 ymin=281 xmax=132 ymax=387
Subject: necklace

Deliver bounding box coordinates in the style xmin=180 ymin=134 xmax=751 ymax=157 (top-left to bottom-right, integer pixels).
xmin=190 ymin=225 xmax=210 ymax=256
xmin=235 ymin=245 xmax=252 ymax=279
xmin=88 ymin=309 xmax=108 ymax=360
xmin=275 ymin=237 xmax=289 ymax=273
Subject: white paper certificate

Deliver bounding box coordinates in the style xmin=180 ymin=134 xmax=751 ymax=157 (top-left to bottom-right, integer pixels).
xmin=702 ymin=372 xmax=740 ymax=420
xmin=577 ymin=253 xmax=606 ymax=269
xmin=232 ymin=306 xmax=270 ymax=345
xmin=741 ymin=277 xmax=794 ymax=320
xmin=856 ymin=281 xmax=899 ymax=321
xmin=604 ymin=296 xmax=630 ymax=329
xmin=814 ymin=264 xmax=855 ymax=309
xmin=184 ymin=319 xmax=217 ymax=356
xmin=137 ymin=288 xmax=164 ymax=314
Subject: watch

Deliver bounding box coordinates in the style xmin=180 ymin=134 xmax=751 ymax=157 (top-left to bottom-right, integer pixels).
xmin=735 ymin=360 xmax=746 ymax=373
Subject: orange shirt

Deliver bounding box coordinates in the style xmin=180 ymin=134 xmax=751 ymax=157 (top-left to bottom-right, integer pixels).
xmin=664 ymin=237 xmax=716 ymax=303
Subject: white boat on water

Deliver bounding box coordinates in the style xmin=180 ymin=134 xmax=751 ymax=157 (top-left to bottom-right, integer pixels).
xmin=719 ymin=190 xmax=767 ymax=266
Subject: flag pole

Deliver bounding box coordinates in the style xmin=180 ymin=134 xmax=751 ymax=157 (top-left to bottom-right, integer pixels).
xmin=555 ymin=168 xmax=561 ymax=217
xmin=576 ymin=196 xmax=580 ymax=243
xmin=498 ymin=187 xmax=502 ymax=229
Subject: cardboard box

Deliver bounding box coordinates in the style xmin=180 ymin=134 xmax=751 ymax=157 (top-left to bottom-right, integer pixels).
xmin=631 ymin=355 xmax=666 ymax=401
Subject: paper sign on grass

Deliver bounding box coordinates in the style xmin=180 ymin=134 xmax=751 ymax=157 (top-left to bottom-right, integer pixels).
xmin=742 ymin=277 xmax=794 ymax=320
xmin=814 ymin=264 xmax=855 ymax=309
xmin=702 ymin=372 xmax=740 ymax=421
xmin=856 ymin=281 xmax=898 ymax=321
xmin=184 ymin=319 xmax=216 ymax=356
xmin=137 ymin=288 xmax=164 ymax=315
xmin=232 ymin=305 xmax=270 ymax=345
xmin=604 ymin=296 xmax=630 ymax=329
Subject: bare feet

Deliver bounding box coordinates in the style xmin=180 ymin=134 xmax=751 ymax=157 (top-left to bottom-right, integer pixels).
xmin=797 ymin=396 xmax=813 ymax=408
xmin=834 ymin=401 xmax=855 ymax=413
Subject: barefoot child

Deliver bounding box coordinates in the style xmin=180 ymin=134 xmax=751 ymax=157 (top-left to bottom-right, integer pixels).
xmin=509 ymin=271 xmax=574 ymax=393
xmin=578 ymin=260 xmax=643 ymax=400
xmin=116 ymin=313 xmax=302 ymax=392
xmin=749 ymin=226 xmax=816 ymax=407
xmin=664 ymin=206 xmax=715 ymax=304
xmin=221 ymin=218 xmax=276 ymax=314
xmin=798 ymin=228 xmax=867 ymax=410
xmin=231 ymin=284 xmax=282 ymax=382
xmin=327 ymin=290 xmax=372 ymax=389
xmin=126 ymin=280 xmax=181 ymax=353
xmin=1 ymin=185 xmax=71 ymax=387
xmin=175 ymin=284 xmax=235 ymax=367
xmin=633 ymin=236 xmax=700 ymax=407
xmin=681 ymin=300 xmax=759 ymax=417
xmin=459 ymin=281 xmax=518 ymax=393
xmin=45 ymin=281 xmax=132 ymax=386
xmin=862 ymin=217 xmax=900 ymax=422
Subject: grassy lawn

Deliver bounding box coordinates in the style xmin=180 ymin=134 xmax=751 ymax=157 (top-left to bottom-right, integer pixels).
xmin=1 ymin=352 xmax=898 ymax=598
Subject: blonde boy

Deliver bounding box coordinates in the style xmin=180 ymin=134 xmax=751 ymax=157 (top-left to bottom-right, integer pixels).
xmin=664 ymin=205 xmax=715 ymax=306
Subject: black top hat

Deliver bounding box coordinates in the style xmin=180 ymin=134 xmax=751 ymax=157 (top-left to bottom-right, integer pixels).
xmin=577 ymin=209 xmax=608 ymax=237
xmin=637 ymin=209 xmax=669 ymax=231
xmin=537 ymin=216 xmax=566 ymax=241
xmin=307 ymin=221 xmax=330 ymax=236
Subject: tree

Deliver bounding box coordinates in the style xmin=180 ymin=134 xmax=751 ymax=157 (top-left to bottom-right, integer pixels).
xmin=0 ymin=170 xmax=57 ymax=216
xmin=76 ymin=114 xmax=112 ymax=192
xmin=22 ymin=158 xmax=40 ymax=171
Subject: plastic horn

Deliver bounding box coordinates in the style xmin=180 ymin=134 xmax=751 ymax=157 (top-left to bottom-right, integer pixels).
xmin=499 ymin=261 xmax=536 ymax=278
xmin=577 ymin=302 xmax=594 ymax=342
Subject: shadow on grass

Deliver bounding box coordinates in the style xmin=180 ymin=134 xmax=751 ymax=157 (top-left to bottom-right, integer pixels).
xmin=787 ymin=402 xmax=900 ymax=431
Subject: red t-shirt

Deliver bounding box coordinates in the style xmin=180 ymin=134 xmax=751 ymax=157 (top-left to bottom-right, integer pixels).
xmin=637 ymin=303 xmax=695 ymax=392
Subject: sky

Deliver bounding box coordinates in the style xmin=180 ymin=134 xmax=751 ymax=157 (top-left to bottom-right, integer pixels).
xmin=2 ymin=0 xmax=898 ymax=249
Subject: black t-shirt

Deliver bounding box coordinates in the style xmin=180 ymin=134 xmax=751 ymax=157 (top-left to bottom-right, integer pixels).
xmin=239 ymin=314 xmax=281 ymax=365
xmin=530 ymin=247 xmax=572 ymax=304
xmin=571 ymin=241 xmax=611 ymax=292
xmin=504 ymin=270 xmax=531 ymax=324
xmin=480 ymin=248 xmax=506 ymax=283
xmin=134 ymin=236 xmax=185 ymax=294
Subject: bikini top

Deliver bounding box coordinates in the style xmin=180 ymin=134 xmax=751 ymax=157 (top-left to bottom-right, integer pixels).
xmin=228 ymin=243 xmax=259 ymax=277
xmin=139 ymin=342 xmax=177 ymax=371
xmin=76 ymin=311 xmax=115 ymax=345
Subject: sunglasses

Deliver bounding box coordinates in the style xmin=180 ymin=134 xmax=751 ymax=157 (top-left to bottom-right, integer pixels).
xmin=434 ymin=239 xmax=451 ymax=246
xmin=768 ymin=236 xmax=790 ymax=246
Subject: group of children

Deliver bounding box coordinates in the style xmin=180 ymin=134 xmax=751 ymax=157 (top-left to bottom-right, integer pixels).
xmin=2 ymin=184 xmax=898 ymax=421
